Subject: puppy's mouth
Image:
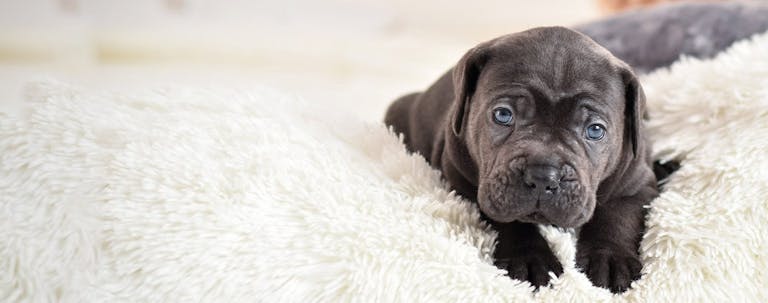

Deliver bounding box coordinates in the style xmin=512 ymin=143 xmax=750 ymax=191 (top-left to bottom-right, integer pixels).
xmin=485 ymin=206 xmax=586 ymax=228
xmin=481 ymin=205 xmax=558 ymax=227
xmin=524 ymin=211 xmax=548 ymax=223
xmin=478 ymin=165 xmax=594 ymax=227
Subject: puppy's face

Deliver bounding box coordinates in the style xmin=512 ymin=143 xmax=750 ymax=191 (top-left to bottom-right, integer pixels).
xmin=451 ymin=27 xmax=644 ymax=228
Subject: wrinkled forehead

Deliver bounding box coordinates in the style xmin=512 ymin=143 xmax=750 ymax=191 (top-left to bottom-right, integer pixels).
xmin=478 ymin=45 xmax=624 ymax=102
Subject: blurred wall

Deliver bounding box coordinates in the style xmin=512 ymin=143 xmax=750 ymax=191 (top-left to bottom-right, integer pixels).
xmin=0 ymin=0 xmax=600 ymax=120
xmin=0 ymin=0 xmax=600 ymax=62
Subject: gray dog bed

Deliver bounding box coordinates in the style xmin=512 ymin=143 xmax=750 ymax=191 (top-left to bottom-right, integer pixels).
xmin=576 ymin=1 xmax=768 ymax=73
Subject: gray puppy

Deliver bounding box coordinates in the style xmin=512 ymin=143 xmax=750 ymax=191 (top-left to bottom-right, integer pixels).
xmin=385 ymin=27 xmax=658 ymax=293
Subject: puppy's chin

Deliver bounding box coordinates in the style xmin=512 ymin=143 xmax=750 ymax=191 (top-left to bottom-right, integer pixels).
xmin=525 ymin=208 xmax=593 ymax=228
xmin=476 ymin=201 xmax=525 ymax=224
xmin=479 ymin=203 xmax=593 ymax=228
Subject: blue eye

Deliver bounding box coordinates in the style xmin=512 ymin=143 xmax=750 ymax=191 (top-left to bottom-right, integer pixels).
xmin=586 ymin=124 xmax=606 ymax=140
xmin=492 ymin=106 xmax=514 ymax=126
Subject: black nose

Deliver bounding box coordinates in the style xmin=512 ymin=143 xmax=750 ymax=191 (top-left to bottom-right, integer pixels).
xmin=523 ymin=165 xmax=561 ymax=195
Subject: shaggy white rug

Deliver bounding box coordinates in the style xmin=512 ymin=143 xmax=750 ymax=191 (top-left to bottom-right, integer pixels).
xmin=2 ymin=32 xmax=767 ymax=302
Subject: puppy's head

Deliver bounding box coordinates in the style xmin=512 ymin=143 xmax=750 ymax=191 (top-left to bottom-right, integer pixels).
xmin=450 ymin=27 xmax=645 ymax=228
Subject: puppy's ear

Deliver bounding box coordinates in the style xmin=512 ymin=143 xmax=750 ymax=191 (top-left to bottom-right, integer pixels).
xmin=451 ymin=42 xmax=491 ymax=137
xmin=620 ymin=67 xmax=646 ymax=159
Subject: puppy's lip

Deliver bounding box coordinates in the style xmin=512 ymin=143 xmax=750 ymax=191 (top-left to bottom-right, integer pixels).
xmin=479 ymin=205 xmax=520 ymax=223
xmin=546 ymin=211 xmax=591 ymax=229
xmin=484 ymin=213 xmax=518 ymax=223
xmin=563 ymin=209 xmax=593 ymax=228
xmin=521 ymin=211 xmax=552 ymax=225
xmin=525 ymin=211 xmax=546 ymax=222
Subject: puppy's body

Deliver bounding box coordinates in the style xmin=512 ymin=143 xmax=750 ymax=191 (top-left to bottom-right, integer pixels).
xmin=387 ymin=74 xmax=479 ymax=200
xmin=385 ymin=27 xmax=658 ymax=293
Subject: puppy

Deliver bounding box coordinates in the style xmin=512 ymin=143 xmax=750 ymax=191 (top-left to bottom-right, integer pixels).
xmin=384 ymin=27 xmax=658 ymax=293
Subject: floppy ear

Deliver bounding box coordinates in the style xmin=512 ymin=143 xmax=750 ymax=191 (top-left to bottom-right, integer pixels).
xmin=620 ymin=67 xmax=646 ymax=159
xmin=451 ymin=43 xmax=491 ymax=137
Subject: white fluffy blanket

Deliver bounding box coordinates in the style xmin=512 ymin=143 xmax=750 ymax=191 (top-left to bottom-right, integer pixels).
xmin=2 ymin=32 xmax=767 ymax=302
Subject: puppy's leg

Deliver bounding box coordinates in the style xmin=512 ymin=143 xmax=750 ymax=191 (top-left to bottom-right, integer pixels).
xmin=576 ymin=187 xmax=655 ymax=293
xmin=492 ymin=221 xmax=563 ymax=288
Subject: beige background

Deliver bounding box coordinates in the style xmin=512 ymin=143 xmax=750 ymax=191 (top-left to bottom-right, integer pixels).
xmin=0 ymin=0 xmax=602 ymax=121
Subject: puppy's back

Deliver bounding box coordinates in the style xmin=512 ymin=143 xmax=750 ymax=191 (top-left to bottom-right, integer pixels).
xmin=384 ymin=71 xmax=456 ymax=164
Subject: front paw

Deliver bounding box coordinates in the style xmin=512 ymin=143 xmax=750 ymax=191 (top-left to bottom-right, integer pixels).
xmin=577 ymin=245 xmax=642 ymax=293
xmin=494 ymin=246 xmax=563 ymax=288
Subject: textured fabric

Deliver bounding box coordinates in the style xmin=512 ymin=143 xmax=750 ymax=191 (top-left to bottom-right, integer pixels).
xmin=2 ymin=32 xmax=767 ymax=302
xmin=577 ymin=1 xmax=768 ymax=74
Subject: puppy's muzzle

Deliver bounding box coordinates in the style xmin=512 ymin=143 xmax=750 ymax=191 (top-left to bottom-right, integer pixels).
xmin=480 ymin=157 xmax=587 ymax=226
xmin=515 ymin=161 xmax=582 ymax=225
